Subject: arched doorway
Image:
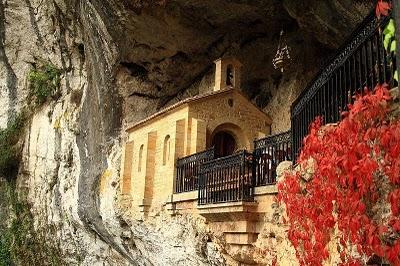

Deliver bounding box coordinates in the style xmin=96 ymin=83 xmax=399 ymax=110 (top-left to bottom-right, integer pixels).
xmin=212 ymin=131 xmax=236 ymax=158
xmin=208 ymin=123 xmax=249 ymax=157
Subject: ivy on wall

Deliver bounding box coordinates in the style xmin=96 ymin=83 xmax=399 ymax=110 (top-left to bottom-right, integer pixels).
xmin=278 ymin=85 xmax=400 ymax=265
xmin=277 ymin=2 xmax=400 ymax=265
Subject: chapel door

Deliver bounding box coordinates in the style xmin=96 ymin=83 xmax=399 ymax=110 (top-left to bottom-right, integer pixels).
xmin=212 ymin=131 xmax=236 ymax=158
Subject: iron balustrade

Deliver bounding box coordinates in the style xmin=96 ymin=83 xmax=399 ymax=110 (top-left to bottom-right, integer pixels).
xmin=291 ymin=11 xmax=396 ymax=160
xmin=174 ymin=147 xmax=215 ymax=193
xmin=198 ymin=150 xmax=254 ymax=205
xmin=172 ymin=10 xmax=394 ymax=205
xmin=253 ymin=131 xmax=292 ymax=186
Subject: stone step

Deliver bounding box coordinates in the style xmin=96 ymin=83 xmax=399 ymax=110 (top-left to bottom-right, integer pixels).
xmin=225 ymin=232 xmax=259 ymax=245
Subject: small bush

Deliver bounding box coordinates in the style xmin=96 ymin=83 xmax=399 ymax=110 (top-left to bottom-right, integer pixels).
xmin=0 ymin=113 xmax=26 ymax=178
xmin=28 ymin=64 xmax=61 ymax=106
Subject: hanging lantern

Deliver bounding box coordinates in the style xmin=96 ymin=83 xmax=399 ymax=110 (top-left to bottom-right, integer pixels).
xmin=272 ymin=30 xmax=291 ymax=73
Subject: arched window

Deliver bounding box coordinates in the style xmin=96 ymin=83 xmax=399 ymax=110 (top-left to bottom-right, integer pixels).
xmin=138 ymin=145 xmax=144 ymax=172
xmin=163 ymin=135 xmax=171 ymax=165
xmin=226 ymin=64 xmax=234 ymax=86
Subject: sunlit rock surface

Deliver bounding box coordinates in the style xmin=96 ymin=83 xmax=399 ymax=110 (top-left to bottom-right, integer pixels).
xmin=0 ymin=0 xmax=372 ymax=264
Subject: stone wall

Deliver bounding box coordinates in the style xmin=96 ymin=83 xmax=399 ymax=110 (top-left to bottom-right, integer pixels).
xmin=125 ymin=106 xmax=189 ymax=216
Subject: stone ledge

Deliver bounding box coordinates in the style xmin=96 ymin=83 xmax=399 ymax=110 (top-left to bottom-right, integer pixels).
xmin=171 ymin=191 xmax=197 ymax=202
xmin=254 ymin=185 xmax=278 ymax=195
xmin=198 ymin=201 xmax=261 ymax=222
xmin=197 ymin=200 xmax=258 ymax=211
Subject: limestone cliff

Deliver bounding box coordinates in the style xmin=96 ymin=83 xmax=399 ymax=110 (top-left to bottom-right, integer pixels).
xmin=0 ymin=0 xmax=373 ymax=265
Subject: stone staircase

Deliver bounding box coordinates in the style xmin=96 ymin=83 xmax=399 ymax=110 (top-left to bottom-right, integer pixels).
xmin=198 ymin=201 xmax=263 ymax=246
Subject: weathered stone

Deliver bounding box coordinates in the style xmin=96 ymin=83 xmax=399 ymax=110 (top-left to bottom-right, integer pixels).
xmin=276 ymin=161 xmax=293 ymax=182
xmin=390 ymin=87 xmax=399 ymax=99
xmin=292 ymin=158 xmax=318 ymax=184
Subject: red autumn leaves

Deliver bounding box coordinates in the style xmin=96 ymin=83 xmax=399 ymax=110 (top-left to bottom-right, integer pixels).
xmin=278 ymin=85 xmax=400 ymax=265
xmin=376 ymin=0 xmax=391 ymax=18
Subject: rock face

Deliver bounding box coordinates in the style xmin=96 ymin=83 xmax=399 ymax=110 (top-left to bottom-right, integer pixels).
xmin=0 ymin=0 xmax=372 ymax=265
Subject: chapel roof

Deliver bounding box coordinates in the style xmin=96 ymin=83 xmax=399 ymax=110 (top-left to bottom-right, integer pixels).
xmin=126 ymin=88 xmax=271 ymax=132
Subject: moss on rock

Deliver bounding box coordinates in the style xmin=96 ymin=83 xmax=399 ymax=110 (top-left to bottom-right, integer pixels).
xmin=0 ymin=180 xmax=66 ymax=266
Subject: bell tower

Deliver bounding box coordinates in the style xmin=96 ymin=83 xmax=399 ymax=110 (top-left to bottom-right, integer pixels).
xmin=213 ymin=57 xmax=242 ymax=92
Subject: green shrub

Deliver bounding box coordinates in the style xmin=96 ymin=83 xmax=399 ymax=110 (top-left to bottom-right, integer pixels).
xmin=0 ymin=112 xmax=26 ymax=178
xmin=28 ymin=64 xmax=61 ymax=106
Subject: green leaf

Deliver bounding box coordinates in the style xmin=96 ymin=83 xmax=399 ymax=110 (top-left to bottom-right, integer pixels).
xmin=391 ymin=40 xmax=397 ymax=53
xmin=394 ymin=70 xmax=398 ymax=82
xmin=383 ymin=19 xmax=396 ymax=38
xmin=384 ymin=34 xmax=391 ymax=50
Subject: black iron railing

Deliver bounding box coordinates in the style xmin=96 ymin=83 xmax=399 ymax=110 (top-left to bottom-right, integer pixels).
xmin=253 ymin=131 xmax=292 ymax=186
xmin=174 ymin=147 xmax=214 ymax=193
xmin=198 ymin=151 xmax=254 ymax=205
xmin=291 ymin=12 xmax=396 ymax=160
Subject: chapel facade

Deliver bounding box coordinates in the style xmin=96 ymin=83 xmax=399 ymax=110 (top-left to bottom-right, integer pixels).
xmin=119 ymin=58 xmax=289 ymax=249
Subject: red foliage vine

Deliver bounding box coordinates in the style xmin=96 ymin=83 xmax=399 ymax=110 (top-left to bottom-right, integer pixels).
xmin=376 ymin=0 xmax=391 ymax=18
xmin=278 ymin=85 xmax=400 ymax=265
